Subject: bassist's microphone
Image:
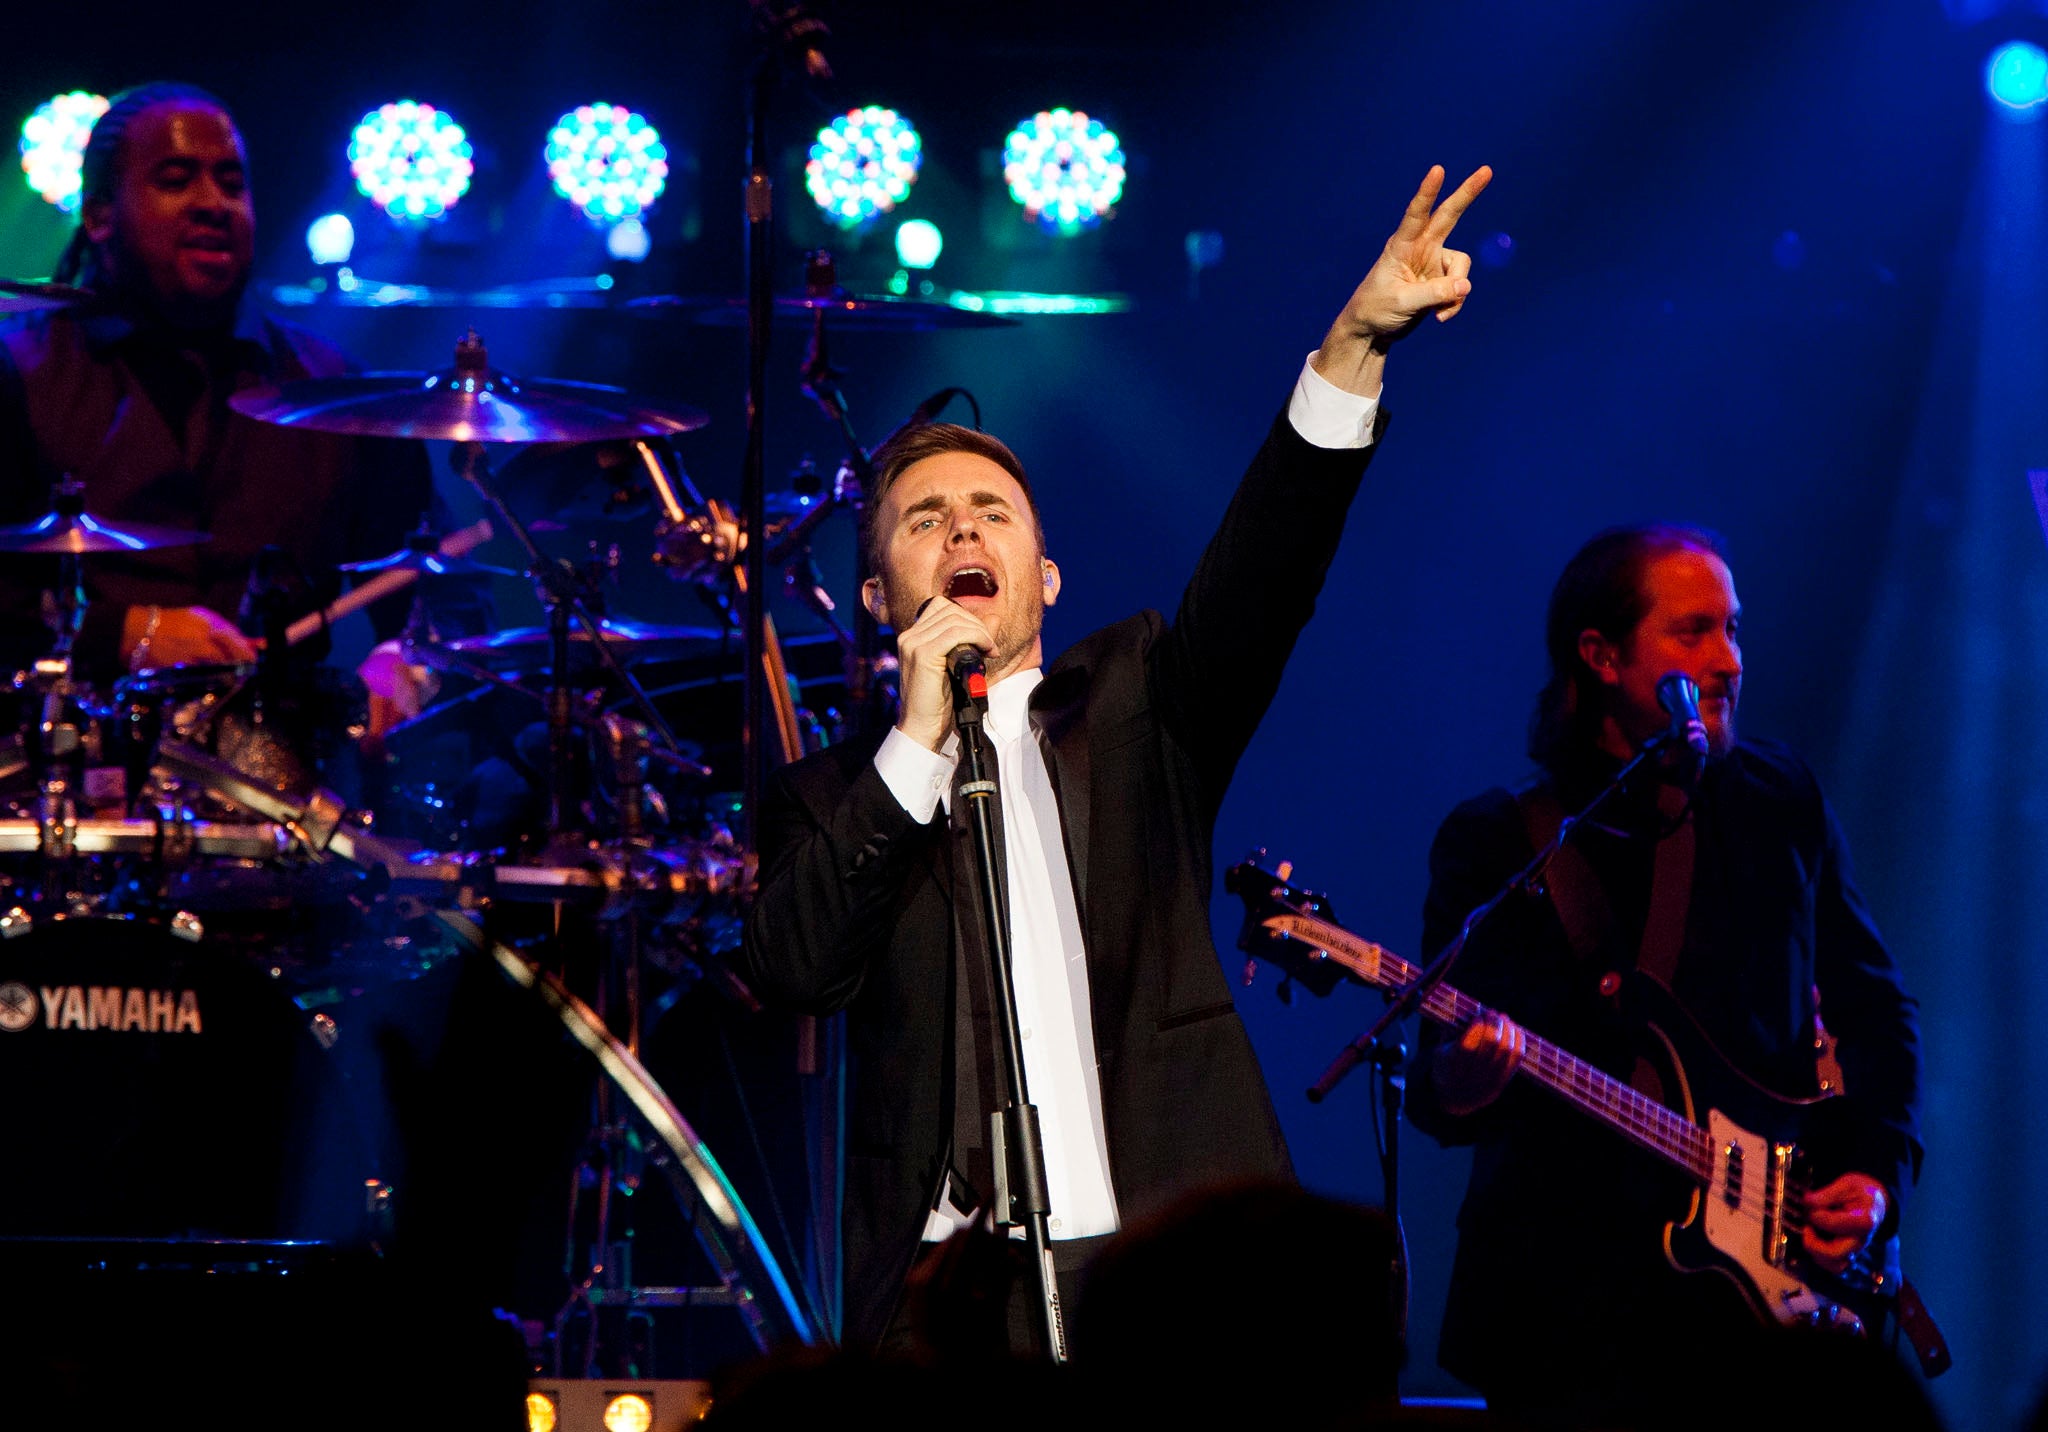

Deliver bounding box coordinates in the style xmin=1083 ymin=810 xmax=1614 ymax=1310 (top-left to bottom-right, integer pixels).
xmin=1655 ymin=672 xmax=1709 ymax=786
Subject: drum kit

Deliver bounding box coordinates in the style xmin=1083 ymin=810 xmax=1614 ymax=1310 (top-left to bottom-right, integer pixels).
xmin=0 ymin=263 xmax=1027 ymax=1370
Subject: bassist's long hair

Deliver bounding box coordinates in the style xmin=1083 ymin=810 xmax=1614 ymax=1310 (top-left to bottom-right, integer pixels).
xmin=1528 ymin=523 xmax=1726 ymax=771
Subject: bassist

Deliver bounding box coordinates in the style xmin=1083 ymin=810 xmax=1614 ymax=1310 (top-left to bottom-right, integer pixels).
xmin=1409 ymin=524 xmax=1922 ymax=1426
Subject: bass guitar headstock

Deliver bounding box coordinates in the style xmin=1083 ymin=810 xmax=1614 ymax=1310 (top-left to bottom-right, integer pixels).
xmin=1223 ymin=851 xmax=1350 ymax=1000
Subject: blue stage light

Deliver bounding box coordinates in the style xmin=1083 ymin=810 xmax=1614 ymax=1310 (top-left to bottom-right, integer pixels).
xmin=547 ymin=103 xmax=669 ymax=223
xmin=1987 ymin=40 xmax=2048 ymax=112
xmin=607 ymin=217 xmax=652 ymax=262
xmin=19 ymin=91 xmax=109 ymax=211
xmin=306 ymin=213 xmax=355 ymax=266
xmin=895 ymin=218 xmax=943 ymax=269
xmin=1184 ymin=230 xmax=1225 ymax=271
xmin=805 ymin=106 xmax=922 ymax=231
xmin=1002 ymin=109 xmax=1125 ymax=235
xmin=349 ymin=100 xmax=474 ymax=222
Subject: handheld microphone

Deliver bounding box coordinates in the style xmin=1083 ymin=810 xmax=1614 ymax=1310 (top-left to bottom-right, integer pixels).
xmin=948 ymin=643 xmax=986 ymax=687
xmin=1655 ymin=672 xmax=1709 ymax=785
xmin=910 ymin=597 xmax=989 ymax=716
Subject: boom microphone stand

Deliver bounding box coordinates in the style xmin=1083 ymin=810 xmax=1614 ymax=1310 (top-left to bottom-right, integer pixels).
xmin=1310 ymin=684 xmax=1708 ymax=1102
xmin=949 ymin=654 xmax=1065 ymax=1362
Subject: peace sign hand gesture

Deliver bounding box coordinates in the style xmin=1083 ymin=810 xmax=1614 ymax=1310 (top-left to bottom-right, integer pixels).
xmin=1314 ymin=164 xmax=1493 ymax=396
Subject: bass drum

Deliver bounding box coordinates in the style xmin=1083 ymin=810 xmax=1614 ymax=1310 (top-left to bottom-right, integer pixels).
xmin=0 ymin=913 xmax=371 ymax=1242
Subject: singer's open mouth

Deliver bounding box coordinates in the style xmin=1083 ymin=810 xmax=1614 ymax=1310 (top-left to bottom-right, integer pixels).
xmin=945 ymin=567 xmax=998 ymax=599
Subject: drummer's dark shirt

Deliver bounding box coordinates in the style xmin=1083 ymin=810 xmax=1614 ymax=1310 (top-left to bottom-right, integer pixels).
xmin=0 ymin=302 xmax=432 ymax=679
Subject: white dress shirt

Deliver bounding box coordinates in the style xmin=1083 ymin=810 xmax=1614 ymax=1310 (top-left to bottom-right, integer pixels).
xmin=873 ymin=354 xmax=1380 ymax=1241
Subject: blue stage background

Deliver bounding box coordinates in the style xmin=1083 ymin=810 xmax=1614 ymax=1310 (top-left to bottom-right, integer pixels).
xmin=6 ymin=1 xmax=2043 ymax=1423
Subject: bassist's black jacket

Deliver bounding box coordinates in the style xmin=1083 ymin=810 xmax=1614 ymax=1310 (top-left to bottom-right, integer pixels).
xmin=744 ymin=408 xmax=1384 ymax=1347
xmin=1411 ymin=743 xmax=1922 ymax=1413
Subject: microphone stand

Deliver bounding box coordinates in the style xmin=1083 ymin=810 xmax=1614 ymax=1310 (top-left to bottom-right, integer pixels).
xmin=1309 ymin=732 xmax=1688 ymax=1102
xmin=739 ymin=0 xmax=828 ymax=842
xmin=741 ymin=51 xmax=772 ymax=848
xmin=950 ymin=661 xmax=1066 ymax=1363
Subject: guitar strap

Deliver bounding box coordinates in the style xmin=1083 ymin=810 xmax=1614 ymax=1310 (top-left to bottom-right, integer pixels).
xmin=1511 ymin=778 xmax=1611 ymax=966
xmin=1636 ymin=785 xmax=1695 ymax=990
xmin=1511 ymin=777 xmax=1694 ymax=990
xmin=1518 ymin=777 xmax=1691 ymax=1107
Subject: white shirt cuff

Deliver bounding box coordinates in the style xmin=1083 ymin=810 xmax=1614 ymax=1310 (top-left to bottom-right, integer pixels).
xmin=1287 ymin=352 xmax=1381 ymax=450
xmin=874 ymin=726 xmax=954 ymax=824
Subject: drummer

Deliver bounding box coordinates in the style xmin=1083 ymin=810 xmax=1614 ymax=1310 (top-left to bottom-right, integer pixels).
xmin=0 ymin=82 xmax=465 ymax=735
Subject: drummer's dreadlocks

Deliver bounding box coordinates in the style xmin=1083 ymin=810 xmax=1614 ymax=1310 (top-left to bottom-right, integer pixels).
xmin=52 ymin=82 xmax=231 ymax=289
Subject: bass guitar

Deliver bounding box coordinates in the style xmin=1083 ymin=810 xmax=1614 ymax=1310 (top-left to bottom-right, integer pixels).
xmin=1224 ymin=856 xmax=1909 ymax=1340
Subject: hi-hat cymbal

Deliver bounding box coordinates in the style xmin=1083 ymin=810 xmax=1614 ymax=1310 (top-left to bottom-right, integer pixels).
xmin=229 ymin=331 xmax=709 ymax=443
xmin=438 ymin=619 xmax=729 ymax=673
xmin=0 ymin=508 xmax=209 ymax=555
xmin=627 ymin=291 xmax=1018 ymax=332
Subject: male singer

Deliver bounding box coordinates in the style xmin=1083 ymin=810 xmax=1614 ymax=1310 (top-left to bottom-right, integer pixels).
xmin=744 ymin=165 xmax=1493 ymax=1349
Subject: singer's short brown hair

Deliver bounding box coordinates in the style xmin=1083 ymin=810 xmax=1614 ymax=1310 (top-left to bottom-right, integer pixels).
xmin=862 ymin=423 xmax=1045 ymax=570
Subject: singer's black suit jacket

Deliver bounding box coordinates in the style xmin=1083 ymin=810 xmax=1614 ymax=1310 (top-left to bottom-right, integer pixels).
xmin=743 ymin=406 xmax=1385 ymax=1346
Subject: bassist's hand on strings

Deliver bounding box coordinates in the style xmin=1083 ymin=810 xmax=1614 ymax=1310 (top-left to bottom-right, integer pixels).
xmin=1801 ymin=1172 xmax=1888 ymax=1274
xmin=1431 ymin=1013 xmax=1525 ymax=1116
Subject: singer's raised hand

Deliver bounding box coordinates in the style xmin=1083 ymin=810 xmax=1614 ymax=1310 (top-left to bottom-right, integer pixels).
xmin=1314 ymin=163 xmax=1493 ymax=396
xmin=893 ymin=595 xmax=994 ymax=753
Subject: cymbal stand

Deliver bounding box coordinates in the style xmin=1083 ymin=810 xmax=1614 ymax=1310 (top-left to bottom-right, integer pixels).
xmin=26 ymin=539 xmax=88 ymax=900
xmin=740 ymin=46 xmax=774 ymax=847
xmin=740 ymin=0 xmax=832 ymax=845
xmin=794 ymin=280 xmax=889 ymax=739
xmin=450 ymin=441 xmax=689 ymax=835
xmin=553 ymin=716 xmax=792 ymax=1375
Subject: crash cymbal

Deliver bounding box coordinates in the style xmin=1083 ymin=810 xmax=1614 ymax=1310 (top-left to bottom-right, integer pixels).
xmin=0 ymin=279 xmax=97 ymax=315
xmin=627 ymin=290 xmax=1018 ymax=332
xmin=439 ymin=619 xmax=729 ymax=673
xmin=0 ymin=507 xmax=209 ymax=555
xmin=229 ymin=331 xmax=709 ymax=443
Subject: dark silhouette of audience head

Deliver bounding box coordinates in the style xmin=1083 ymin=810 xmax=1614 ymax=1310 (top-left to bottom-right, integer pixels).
xmin=1073 ymin=1180 xmax=1407 ymax=1427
